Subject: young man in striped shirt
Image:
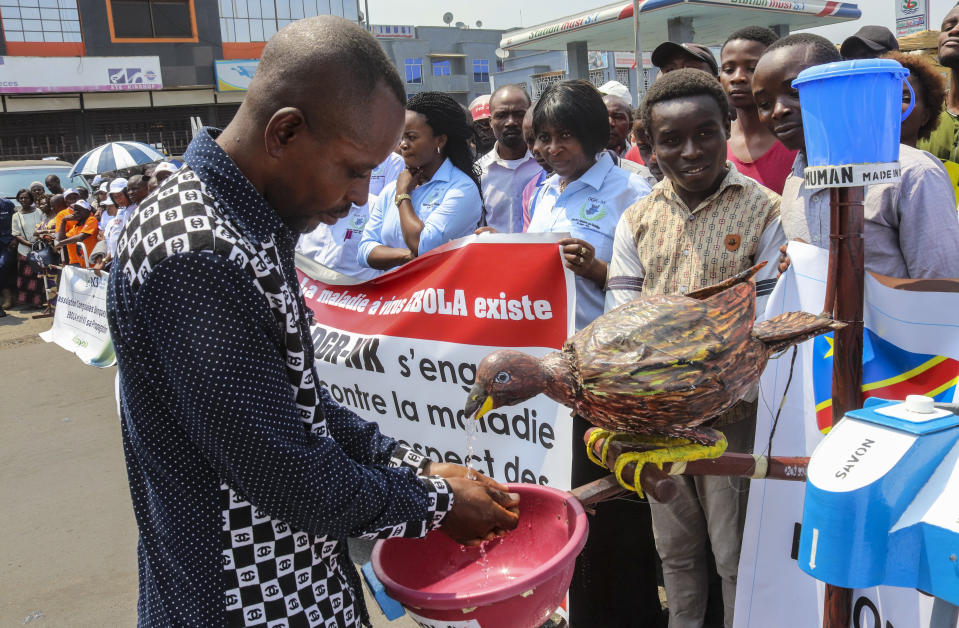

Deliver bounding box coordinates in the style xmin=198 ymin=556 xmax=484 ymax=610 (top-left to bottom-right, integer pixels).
xmin=606 ymin=68 xmax=784 ymax=628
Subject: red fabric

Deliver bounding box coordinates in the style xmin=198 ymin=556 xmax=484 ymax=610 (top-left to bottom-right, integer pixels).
xmin=726 ymin=141 xmax=797 ymax=195
xmin=624 ymin=144 xmax=644 ymax=165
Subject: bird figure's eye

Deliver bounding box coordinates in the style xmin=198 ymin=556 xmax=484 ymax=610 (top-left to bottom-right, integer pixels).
xmin=494 ymin=371 xmax=511 ymax=384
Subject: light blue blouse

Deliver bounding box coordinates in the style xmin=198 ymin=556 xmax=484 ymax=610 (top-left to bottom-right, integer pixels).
xmin=526 ymin=151 xmax=652 ymax=331
xmin=357 ymin=158 xmax=482 ymax=267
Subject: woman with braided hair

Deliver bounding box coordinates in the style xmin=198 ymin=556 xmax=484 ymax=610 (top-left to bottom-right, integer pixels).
xmin=358 ymin=91 xmax=483 ymax=270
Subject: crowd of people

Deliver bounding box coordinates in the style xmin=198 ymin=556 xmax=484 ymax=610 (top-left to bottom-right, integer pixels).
xmin=0 ymin=161 xmax=179 ymax=318
xmin=289 ymin=16 xmax=959 ymax=628
xmin=13 ymin=9 xmax=958 ymax=628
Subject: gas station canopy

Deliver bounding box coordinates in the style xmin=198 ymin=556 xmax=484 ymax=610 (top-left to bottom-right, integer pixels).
xmin=500 ymin=0 xmax=861 ymax=52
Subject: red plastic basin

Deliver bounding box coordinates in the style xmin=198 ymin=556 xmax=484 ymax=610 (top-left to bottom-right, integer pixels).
xmin=371 ymin=483 xmax=588 ymax=628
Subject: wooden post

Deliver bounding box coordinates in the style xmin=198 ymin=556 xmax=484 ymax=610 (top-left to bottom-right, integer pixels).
xmin=822 ymin=185 xmax=865 ymax=628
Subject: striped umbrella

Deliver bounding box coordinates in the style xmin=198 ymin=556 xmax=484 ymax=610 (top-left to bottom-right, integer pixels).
xmin=69 ymin=141 xmax=166 ymax=177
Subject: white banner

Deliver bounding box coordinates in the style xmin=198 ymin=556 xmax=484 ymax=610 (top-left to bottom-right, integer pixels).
xmin=735 ymin=242 xmax=959 ymax=628
xmin=39 ymin=265 xmax=115 ymax=367
xmin=0 ymin=56 xmax=162 ymax=94
xmin=298 ymin=234 xmax=576 ymax=488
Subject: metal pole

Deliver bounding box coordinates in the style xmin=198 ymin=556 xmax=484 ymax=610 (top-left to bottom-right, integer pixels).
xmin=822 ymin=184 xmax=865 ymax=628
xmin=632 ymin=0 xmax=643 ymax=106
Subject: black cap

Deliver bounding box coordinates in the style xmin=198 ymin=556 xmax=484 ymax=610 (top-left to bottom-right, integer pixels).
xmin=651 ymin=41 xmax=719 ymax=76
xmin=840 ymin=25 xmax=899 ymax=58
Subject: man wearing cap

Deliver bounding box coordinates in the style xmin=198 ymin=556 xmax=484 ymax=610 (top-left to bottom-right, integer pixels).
xmin=55 ymin=200 xmax=98 ymax=267
xmin=63 ymin=188 xmax=80 ymax=206
xmin=152 ymin=161 xmax=179 ymax=186
xmin=475 ymin=84 xmax=541 ymax=233
xmin=598 ymin=81 xmax=634 ymax=158
xmin=840 ymin=25 xmax=899 ymax=59
xmin=919 ymin=5 xmax=959 ymax=166
xmin=651 ymin=41 xmax=719 ymax=77
xmin=94 ymin=180 xmax=110 ymax=213
xmin=469 ymin=94 xmax=496 ymax=155
xmin=103 ymin=175 xmax=148 ymax=259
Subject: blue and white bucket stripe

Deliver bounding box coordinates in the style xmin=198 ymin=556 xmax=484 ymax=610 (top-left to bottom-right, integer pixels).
xmin=69 ymin=141 xmax=166 ymax=177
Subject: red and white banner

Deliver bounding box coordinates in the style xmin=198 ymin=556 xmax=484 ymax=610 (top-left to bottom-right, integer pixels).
xmin=298 ymin=234 xmax=576 ymax=489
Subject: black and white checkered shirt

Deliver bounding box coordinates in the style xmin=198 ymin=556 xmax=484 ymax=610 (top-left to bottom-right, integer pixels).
xmin=108 ymin=128 xmax=452 ymax=627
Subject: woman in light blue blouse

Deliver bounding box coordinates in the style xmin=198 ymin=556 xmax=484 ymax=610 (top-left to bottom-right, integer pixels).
xmin=358 ymin=92 xmax=483 ymax=270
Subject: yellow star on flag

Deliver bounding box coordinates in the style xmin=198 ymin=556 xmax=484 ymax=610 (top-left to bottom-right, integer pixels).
xmin=823 ymin=335 xmax=834 ymax=359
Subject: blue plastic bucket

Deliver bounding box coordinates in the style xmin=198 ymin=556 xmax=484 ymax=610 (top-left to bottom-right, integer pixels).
xmin=792 ymin=59 xmax=914 ymax=167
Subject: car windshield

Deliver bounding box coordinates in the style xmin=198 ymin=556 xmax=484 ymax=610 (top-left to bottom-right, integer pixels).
xmin=0 ymin=167 xmax=89 ymax=201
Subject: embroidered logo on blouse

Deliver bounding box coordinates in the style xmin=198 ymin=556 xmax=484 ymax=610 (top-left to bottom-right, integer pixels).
xmin=580 ymin=197 xmax=607 ymax=222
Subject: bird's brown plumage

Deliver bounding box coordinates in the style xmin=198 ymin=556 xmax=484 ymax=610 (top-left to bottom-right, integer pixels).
xmin=468 ymin=265 xmax=842 ymax=444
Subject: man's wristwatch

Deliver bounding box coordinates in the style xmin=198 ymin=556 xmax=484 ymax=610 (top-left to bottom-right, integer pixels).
xmin=394 ymin=193 xmax=412 ymax=207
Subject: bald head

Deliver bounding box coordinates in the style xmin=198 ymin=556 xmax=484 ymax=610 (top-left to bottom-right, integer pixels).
xmin=491 ymin=84 xmax=531 ymax=108
xmin=489 ymin=84 xmax=532 ymax=156
xmin=243 ymin=16 xmax=404 ymax=140
xmin=216 ymin=15 xmax=407 ymax=234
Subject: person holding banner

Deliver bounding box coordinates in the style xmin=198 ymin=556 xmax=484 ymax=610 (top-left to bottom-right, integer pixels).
xmin=108 ymin=17 xmax=518 ymax=628
xmin=525 ymin=79 xmax=660 ymax=628
xmin=358 ymin=91 xmax=483 ymax=271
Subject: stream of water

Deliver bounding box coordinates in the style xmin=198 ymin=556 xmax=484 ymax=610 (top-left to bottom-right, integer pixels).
xmin=464 ymin=414 xmax=491 ymax=583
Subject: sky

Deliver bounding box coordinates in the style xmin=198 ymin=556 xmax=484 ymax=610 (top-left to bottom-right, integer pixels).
xmin=364 ymin=0 xmax=957 ymax=44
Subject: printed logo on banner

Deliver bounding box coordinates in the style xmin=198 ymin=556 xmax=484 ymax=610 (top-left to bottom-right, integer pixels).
xmin=900 ymin=0 xmax=919 ymax=14
xmin=812 ymin=329 xmax=959 ymax=433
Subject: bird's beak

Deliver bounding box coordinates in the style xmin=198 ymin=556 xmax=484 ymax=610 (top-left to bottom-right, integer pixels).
xmin=465 ymin=383 xmax=494 ymax=419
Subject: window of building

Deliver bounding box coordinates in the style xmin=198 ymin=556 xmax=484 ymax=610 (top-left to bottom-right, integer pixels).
xmin=588 ymin=69 xmax=605 ymax=89
xmin=0 ymin=0 xmax=82 ymax=43
xmin=473 ymin=59 xmax=489 ymax=83
xmin=219 ymin=0 xmax=350 ymax=43
xmin=405 ymin=58 xmax=422 ymax=84
xmin=531 ymin=71 xmax=566 ymax=101
xmin=432 ymin=60 xmax=450 ymax=77
xmin=109 ymin=0 xmax=194 ymax=39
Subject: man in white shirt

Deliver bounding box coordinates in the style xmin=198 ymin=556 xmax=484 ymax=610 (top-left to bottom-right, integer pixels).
xmin=476 ymin=85 xmax=543 ymax=233
xmin=297 ymin=195 xmax=381 ymax=281
xmin=369 ymin=152 xmax=405 ymax=200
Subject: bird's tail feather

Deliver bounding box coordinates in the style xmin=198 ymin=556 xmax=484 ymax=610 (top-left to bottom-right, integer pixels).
xmin=752 ymin=311 xmax=844 ymax=353
xmin=686 ymin=261 xmax=766 ymax=301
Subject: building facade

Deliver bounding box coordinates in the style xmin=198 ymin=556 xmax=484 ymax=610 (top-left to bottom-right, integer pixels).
xmin=492 ymin=48 xmax=658 ymax=103
xmin=371 ymin=24 xmax=504 ymax=107
xmin=0 ymin=0 xmax=360 ymax=161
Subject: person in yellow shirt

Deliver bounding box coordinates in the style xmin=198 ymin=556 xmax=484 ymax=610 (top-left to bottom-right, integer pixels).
xmin=55 ymin=200 xmax=98 ymax=267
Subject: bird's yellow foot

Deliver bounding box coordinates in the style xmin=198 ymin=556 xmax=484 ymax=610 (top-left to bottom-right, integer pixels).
xmin=585 ymin=431 xmax=728 ymax=499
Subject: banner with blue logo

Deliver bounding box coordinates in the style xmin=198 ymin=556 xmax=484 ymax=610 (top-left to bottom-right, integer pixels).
xmin=215 ymin=59 xmax=259 ymax=92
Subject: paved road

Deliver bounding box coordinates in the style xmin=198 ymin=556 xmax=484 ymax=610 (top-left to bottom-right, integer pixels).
xmin=0 ymin=309 xmax=414 ymax=627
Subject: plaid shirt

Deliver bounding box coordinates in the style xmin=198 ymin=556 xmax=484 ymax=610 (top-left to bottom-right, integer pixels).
xmin=108 ymin=128 xmax=452 ymax=628
xmin=606 ymin=163 xmax=783 ymax=308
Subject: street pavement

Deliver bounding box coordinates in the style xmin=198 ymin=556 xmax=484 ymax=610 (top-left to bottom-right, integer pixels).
xmin=0 ymin=308 xmax=415 ymax=627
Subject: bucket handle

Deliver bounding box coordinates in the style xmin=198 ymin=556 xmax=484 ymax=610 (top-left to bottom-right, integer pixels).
xmin=902 ymin=77 xmax=915 ymax=122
